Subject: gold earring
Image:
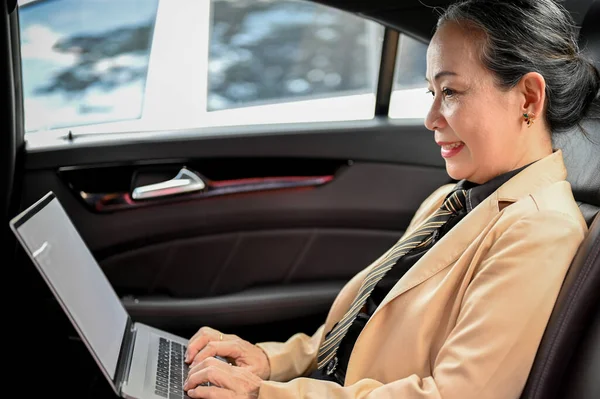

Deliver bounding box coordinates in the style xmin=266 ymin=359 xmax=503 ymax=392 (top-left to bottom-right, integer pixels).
xmin=523 ymin=112 xmax=535 ymax=127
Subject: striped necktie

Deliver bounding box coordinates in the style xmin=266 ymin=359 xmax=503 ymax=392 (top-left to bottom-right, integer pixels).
xmin=317 ymin=189 xmax=468 ymax=374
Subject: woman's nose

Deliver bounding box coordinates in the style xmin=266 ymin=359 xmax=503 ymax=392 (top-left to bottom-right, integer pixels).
xmin=424 ymin=101 xmax=445 ymax=132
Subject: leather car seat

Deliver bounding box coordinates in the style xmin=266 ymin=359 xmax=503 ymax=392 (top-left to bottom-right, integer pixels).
xmin=520 ymin=2 xmax=600 ymax=398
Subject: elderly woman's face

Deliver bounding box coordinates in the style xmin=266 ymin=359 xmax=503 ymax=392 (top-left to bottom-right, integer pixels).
xmin=425 ymin=22 xmax=525 ymax=184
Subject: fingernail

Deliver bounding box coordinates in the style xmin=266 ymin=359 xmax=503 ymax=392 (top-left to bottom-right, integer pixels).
xmin=191 ymin=362 xmax=197 ymax=368
xmin=188 ymin=390 xmax=194 ymax=397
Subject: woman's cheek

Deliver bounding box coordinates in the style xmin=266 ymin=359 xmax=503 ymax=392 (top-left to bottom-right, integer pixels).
xmin=441 ymin=100 xmax=464 ymax=128
xmin=440 ymin=101 xmax=456 ymax=117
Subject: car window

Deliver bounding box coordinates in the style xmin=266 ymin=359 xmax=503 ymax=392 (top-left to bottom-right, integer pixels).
xmin=18 ymin=0 xmax=159 ymax=133
xmin=18 ymin=0 xmax=385 ymax=136
xmin=389 ymin=34 xmax=432 ymax=119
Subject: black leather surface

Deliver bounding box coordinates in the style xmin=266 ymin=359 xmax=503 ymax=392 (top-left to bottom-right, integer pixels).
xmin=577 ymin=201 xmax=600 ymax=226
xmin=578 ymin=0 xmax=600 ymax=68
xmin=520 ymin=213 xmax=600 ymax=399
xmin=121 ymin=282 xmax=345 ymax=329
xmin=100 ymin=228 xmax=401 ymax=298
xmin=561 ymin=304 xmax=600 ymax=399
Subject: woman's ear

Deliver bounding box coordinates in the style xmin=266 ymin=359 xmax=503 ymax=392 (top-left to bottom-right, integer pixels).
xmin=518 ymin=72 xmax=546 ymax=117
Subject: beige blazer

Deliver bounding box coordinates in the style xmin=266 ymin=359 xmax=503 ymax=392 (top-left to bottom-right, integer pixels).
xmin=255 ymin=150 xmax=587 ymax=399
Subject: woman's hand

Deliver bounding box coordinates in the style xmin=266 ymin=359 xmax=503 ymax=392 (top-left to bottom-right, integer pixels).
xmin=184 ymin=357 xmax=262 ymax=399
xmin=185 ymin=327 xmax=271 ymax=380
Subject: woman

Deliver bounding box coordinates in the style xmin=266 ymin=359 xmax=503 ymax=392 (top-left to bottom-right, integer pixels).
xmin=182 ymin=0 xmax=600 ymax=397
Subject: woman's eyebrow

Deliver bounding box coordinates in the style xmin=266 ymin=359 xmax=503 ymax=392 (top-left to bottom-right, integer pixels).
xmin=425 ymin=71 xmax=459 ymax=83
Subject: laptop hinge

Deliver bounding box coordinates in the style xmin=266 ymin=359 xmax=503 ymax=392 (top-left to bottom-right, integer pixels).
xmin=114 ymin=317 xmax=136 ymax=392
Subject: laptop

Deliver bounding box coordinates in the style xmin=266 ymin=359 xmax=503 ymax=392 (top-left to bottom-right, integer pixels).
xmin=9 ymin=191 xmax=213 ymax=399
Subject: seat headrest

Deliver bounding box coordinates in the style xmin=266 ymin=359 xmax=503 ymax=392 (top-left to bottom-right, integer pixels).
xmin=555 ymin=1 xmax=600 ymax=226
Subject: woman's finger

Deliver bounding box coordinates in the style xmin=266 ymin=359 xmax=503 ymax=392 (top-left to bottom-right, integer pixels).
xmin=188 ymin=356 xmax=231 ymax=378
xmin=185 ymin=362 xmax=233 ymax=392
xmin=186 ymin=327 xmax=222 ymax=363
xmin=187 ymin=385 xmax=233 ymax=399
xmin=191 ymin=340 xmax=240 ymax=368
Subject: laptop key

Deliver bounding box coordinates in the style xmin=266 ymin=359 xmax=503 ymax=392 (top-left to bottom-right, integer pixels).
xmin=155 ymin=390 xmax=168 ymax=398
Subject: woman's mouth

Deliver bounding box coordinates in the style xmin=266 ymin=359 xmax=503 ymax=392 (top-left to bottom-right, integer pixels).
xmin=439 ymin=141 xmax=465 ymax=158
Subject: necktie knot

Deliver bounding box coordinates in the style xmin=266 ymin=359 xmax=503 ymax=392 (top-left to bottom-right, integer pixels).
xmin=441 ymin=189 xmax=467 ymax=214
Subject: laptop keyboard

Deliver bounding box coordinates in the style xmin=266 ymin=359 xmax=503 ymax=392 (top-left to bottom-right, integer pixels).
xmin=155 ymin=337 xmax=190 ymax=399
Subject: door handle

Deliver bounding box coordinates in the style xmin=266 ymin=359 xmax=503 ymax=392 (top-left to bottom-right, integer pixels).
xmin=131 ymin=167 xmax=206 ymax=200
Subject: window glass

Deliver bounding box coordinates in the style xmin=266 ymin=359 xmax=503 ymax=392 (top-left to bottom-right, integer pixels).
xmin=388 ymin=34 xmax=432 ymax=119
xmin=19 ymin=0 xmax=159 ymax=133
xmin=19 ymin=0 xmax=384 ymax=136
xmin=208 ymin=0 xmax=381 ymax=111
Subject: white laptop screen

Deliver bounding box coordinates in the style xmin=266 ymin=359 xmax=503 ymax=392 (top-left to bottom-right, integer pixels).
xmin=12 ymin=195 xmax=128 ymax=380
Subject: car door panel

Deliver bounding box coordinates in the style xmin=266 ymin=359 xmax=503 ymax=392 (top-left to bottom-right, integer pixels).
xmin=19 ymin=120 xmax=449 ymax=336
xmin=101 ymin=228 xmax=401 ymax=296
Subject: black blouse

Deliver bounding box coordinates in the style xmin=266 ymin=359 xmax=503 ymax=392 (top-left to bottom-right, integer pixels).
xmin=310 ymin=164 xmax=530 ymax=384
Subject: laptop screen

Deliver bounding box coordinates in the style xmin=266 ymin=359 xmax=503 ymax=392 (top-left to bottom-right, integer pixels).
xmin=11 ymin=193 xmax=129 ymax=381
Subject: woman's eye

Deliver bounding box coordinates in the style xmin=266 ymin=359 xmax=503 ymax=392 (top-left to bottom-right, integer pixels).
xmin=442 ymin=88 xmax=455 ymax=97
xmin=426 ymin=88 xmax=455 ymax=98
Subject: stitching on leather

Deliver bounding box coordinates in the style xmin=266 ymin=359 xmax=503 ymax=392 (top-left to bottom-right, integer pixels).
xmin=530 ymin=232 xmax=600 ymax=397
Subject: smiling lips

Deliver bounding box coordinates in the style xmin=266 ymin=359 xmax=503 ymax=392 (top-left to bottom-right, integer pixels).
xmin=438 ymin=141 xmax=465 ymax=158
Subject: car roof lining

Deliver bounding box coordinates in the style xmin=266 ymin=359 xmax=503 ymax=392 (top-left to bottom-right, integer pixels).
xmin=308 ymin=0 xmax=593 ymax=43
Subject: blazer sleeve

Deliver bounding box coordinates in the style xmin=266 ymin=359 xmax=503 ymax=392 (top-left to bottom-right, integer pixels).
xmin=257 ymin=210 xmax=586 ymax=399
xmin=254 ymin=183 xmax=455 ymax=383
xmin=255 ymin=325 xmax=326 ymax=382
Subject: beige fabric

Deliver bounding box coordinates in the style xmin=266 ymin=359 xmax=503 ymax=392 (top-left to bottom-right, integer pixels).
xmin=256 ymin=150 xmax=587 ymax=399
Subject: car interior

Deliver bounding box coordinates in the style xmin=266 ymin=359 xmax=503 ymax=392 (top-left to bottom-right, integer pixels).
xmin=1 ymin=0 xmax=598 ymax=398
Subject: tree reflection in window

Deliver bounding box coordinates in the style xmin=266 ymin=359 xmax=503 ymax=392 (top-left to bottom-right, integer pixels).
xmin=208 ymin=0 xmax=381 ymax=111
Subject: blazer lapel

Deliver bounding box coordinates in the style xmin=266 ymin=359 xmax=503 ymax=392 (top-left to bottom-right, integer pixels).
xmin=371 ymin=190 xmax=501 ymax=318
